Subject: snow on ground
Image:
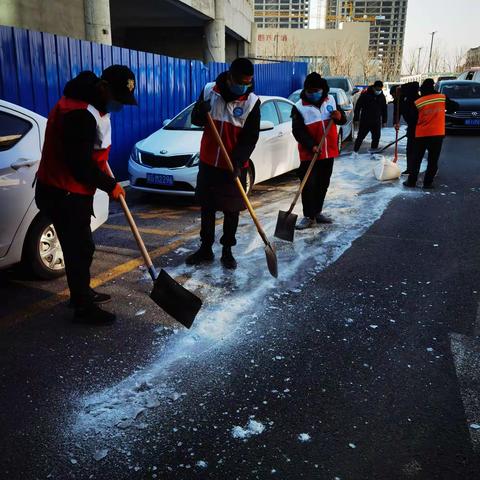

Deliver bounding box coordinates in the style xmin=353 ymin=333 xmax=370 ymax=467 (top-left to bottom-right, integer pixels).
xmin=71 ymin=128 xmax=415 ymax=441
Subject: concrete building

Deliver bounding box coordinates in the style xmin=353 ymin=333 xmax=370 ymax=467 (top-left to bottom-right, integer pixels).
xmin=324 ymin=0 xmax=408 ymax=79
xmin=465 ymin=46 xmax=480 ymax=68
xmin=0 ymin=0 xmax=254 ymax=63
xmin=254 ymin=0 xmax=310 ymax=29
xmin=251 ymin=22 xmax=370 ymax=82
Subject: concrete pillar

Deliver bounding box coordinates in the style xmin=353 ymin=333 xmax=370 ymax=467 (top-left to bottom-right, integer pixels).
xmin=204 ymin=0 xmax=225 ymax=63
xmin=84 ymin=0 xmax=112 ymax=45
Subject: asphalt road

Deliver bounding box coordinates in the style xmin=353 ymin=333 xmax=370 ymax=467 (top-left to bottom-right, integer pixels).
xmin=1 ymin=129 xmax=480 ymax=480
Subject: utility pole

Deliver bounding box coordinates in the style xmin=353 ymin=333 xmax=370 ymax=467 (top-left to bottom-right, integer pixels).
xmin=417 ymin=47 xmax=423 ymax=74
xmin=427 ymin=31 xmax=437 ymax=73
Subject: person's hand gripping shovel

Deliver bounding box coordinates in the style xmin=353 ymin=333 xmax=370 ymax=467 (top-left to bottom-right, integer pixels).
xmin=107 ymin=165 xmax=202 ymax=328
xmin=274 ymin=119 xmax=334 ymax=242
xmin=205 ymin=113 xmax=278 ymax=278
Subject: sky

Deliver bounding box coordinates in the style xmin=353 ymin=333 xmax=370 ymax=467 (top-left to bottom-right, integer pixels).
xmin=403 ymin=0 xmax=480 ymax=67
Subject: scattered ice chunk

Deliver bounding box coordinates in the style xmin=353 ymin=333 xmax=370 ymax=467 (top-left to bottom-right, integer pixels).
xmin=196 ymin=460 xmax=208 ymax=468
xmin=298 ymin=433 xmax=311 ymax=442
xmin=93 ymin=449 xmax=108 ymax=461
xmin=70 ymin=459 xmax=78 ymax=465
xmin=433 ymin=244 xmax=439 ymax=247
xmin=348 ymin=443 xmax=356 ymax=449
xmin=135 ymin=309 xmax=146 ymax=316
xmin=231 ymin=419 xmax=265 ymax=439
xmin=369 ymin=325 xmax=378 ymax=329
xmin=426 ymin=348 xmax=433 ymax=352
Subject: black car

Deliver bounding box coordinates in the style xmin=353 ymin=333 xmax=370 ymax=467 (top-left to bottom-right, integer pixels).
xmin=438 ymin=80 xmax=480 ymax=132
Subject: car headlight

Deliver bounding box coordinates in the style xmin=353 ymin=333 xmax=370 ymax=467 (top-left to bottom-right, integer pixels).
xmin=188 ymin=152 xmax=200 ymax=167
xmin=130 ymin=145 xmax=142 ymax=164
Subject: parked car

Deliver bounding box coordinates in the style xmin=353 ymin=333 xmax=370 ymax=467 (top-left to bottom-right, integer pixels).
xmin=0 ymin=100 xmax=109 ymax=279
xmin=128 ymin=96 xmax=300 ymax=196
xmin=323 ymin=76 xmax=360 ymax=107
xmin=287 ymin=87 xmax=354 ymax=151
xmin=457 ymin=67 xmax=480 ymax=82
xmin=437 ymin=80 xmax=480 ymax=132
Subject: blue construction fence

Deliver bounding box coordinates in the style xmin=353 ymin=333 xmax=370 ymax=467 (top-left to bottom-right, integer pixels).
xmin=0 ymin=26 xmax=307 ymax=179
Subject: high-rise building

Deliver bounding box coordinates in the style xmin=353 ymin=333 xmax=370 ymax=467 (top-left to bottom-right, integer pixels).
xmin=254 ymin=0 xmax=310 ymax=29
xmin=325 ymin=0 xmax=408 ymax=79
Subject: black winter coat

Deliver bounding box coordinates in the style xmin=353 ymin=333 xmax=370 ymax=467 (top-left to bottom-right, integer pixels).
xmin=354 ymin=87 xmax=388 ymax=126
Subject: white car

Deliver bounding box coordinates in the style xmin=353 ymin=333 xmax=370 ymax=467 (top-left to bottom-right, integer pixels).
xmin=128 ymin=96 xmax=300 ymax=195
xmin=0 ymin=100 xmax=109 ymax=279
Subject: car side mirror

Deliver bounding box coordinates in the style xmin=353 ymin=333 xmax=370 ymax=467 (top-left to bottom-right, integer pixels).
xmin=352 ymin=88 xmax=359 ymax=95
xmin=260 ymin=120 xmax=275 ymax=131
xmin=341 ymin=104 xmax=353 ymax=111
xmin=162 ymin=118 xmax=171 ymax=127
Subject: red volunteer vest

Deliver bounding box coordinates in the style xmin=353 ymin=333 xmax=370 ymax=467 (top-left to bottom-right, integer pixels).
xmin=37 ymin=97 xmax=111 ymax=195
xmin=200 ymin=82 xmax=258 ymax=170
xmin=295 ymin=95 xmax=340 ymax=161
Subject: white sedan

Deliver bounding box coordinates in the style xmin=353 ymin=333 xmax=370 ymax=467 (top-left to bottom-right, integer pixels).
xmin=0 ymin=100 xmax=109 ymax=279
xmin=128 ymin=96 xmax=300 ymax=195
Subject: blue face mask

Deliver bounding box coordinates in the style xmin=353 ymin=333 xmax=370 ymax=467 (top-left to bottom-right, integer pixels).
xmin=106 ymin=100 xmax=124 ymax=113
xmin=230 ymin=83 xmax=249 ymax=96
xmin=306 ymin=90 xmax=323 ymax=102
xmin=374 ymin=90 xmax=382 ymax=96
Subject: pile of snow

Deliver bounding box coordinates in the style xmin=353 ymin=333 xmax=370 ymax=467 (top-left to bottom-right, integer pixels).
xmin=231 ymin=419 xmax=266 ymax=439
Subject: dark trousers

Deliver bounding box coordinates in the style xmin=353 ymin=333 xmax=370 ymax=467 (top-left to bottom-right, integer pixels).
xmin=354 ymin=122 xmax=381 ymax=151
xmin=36 ymin=184 xmax=95 ymax=308
xmin=297 ymin=158 xmax=334 ymax=218
xmin=405 ymin=131 xmax=416 ymax=174
xmin=200 ymin=208 xmax=239 ymax=248
xmin=408 ymin=136 xmax=444 ymax=185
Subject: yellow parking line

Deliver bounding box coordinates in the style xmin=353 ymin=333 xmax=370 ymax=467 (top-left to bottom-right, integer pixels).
xmin=100 ymin=223 xmax=177 ymax=237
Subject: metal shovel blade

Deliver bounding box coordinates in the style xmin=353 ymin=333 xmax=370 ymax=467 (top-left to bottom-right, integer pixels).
xmin=150 ymin=269 xmax=202 ymax=329
xmin=274 ymin=210 xmax=298 ymax=242
xmin=264 ymin=242 xmax=278 ymax=278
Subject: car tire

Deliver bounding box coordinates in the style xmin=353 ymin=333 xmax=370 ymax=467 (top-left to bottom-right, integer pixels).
xmin=245 ymin=164 xmax=254 ymax=195
xmin=23 ymin=214 xmax=66 ymax=279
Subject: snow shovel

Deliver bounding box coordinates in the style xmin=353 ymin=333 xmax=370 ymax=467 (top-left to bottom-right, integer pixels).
xmin=106 ymin=165 xmax=202 ymax=328
xmin=205 ymin=113 xmax=278 ymax=278
xmin=373 ymin=89 xmax=401 ymax=182
xmin=274 ymin=119 xmax=334 ymax=242
xmin=371 ymin=134 xmax=406 ymax=154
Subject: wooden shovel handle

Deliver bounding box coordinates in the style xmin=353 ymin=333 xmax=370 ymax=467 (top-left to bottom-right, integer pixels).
xmin=394 ymin=86 xmax=401 ymax=163
xmin=287 ymin=119 xmax=334 ymax=215
xmin=106 ymin=164 xmax=157 ymax=279
xmin=206 ymin=113 xmax=270 ymax=246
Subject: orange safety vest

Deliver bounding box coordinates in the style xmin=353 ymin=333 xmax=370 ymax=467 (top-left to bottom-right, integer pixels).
xmin=414 ymin=94 xmax=446 ymax=138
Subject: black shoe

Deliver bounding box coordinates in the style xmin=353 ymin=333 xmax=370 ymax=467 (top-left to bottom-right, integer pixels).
xmin=68 ymin=288 xmax=112 ymax=308
xmin=74 ymin=304 xmax=116 ymax=325
xmin=185 ymin=246 xmax=214 ymax=266
xmin=315 ymin=213 xmax=333 ymax=224
xmin=221 ymin=247 xmax=237 ymax=270
xmin=403 ymin=180 xmax=416 ymax=188
xmin=401 ymin=170 xmax=410 ymax=176
xmin=423 ymin=183 xmax=435 ymax=189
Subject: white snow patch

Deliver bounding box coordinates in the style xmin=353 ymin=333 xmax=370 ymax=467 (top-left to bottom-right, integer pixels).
xmin=298 ymin=433 xmax=311 ymax=442
xmin=135 ymin=309 xmax=146 ymax=317
xmin=231 ymin=419 xmax=266 ymax=439
xmin=196 ymin=460 xmax=208 ymax=468
xmin=93 ymin=449 xmax=109 ymax=461
xmin=349 ymin=443 xmax=356 ymax=449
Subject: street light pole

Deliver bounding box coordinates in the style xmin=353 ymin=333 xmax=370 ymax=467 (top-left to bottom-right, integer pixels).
xmin=427 ymin=31 xmax=437 ymax=73
xmin=417 ymin=47 xmax=423 ymax=74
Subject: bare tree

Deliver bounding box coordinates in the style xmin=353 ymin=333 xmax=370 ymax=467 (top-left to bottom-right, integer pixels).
xmin=358 ymin=49 xmax=378 ymax=84
xmin=402 ymin=47 xmax=419 ymax=76
xmin=326 ymin=40 xmax=357 ymax=77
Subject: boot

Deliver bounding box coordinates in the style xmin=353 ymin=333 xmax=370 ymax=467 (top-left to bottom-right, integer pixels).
xmin=295 ymin=217 xmax=315 ymax=230
xmin=403 ymin=180 xmax=416 ymax=188
xmin=69 ymin=288 xmax=111 ymax=308
xmin=315 ymin=213 xmax=333 ymax=224
xmin=221 ymin=246 xmax=237 ymax=270
xmin=185 ymin=245 xmax=214 ymax=265
xmin=74 ymin=304 xmax=116 ymax=325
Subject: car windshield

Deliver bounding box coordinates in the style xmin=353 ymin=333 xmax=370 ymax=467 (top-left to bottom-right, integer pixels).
xmin=441 ymin=84 xmax=480 ymax=99
xmin=326 ymin=78 xmax=349 ymax=92
xmin=164 ymin=105 xmax=203 ymax=130
xmin=288 ymin=91 xmax=301 ymax=103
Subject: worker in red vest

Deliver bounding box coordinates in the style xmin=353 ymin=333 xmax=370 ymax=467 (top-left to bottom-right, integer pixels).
xmin=403 ymin=78 xmax=457 ymax=188
xmin=185 ymin=58 xmax=261 ymax=270
xmin=35 ymin=66 xmax=137 ymax=324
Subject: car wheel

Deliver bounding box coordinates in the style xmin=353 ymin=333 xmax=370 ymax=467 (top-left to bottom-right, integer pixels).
xmin=337 ymin=129 xmax=343 ymax=153
xmin=23 ymin=214 xmax=65 ymax=279
xmin=245 ymin=165 xmax=254 ymax=195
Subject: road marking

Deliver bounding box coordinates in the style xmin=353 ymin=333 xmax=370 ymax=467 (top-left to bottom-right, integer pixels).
xmin=100 ymin=223 xmax=177 ymax=237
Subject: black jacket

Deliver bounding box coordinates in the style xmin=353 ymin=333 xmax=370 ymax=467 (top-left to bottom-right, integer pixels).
xmin=191 ymin=71 xmax=261 ymax=169
xmin=354 ymin=87 xmax=388 ymax=125
xmin=291 ymin=90 xmax=347 ymax=152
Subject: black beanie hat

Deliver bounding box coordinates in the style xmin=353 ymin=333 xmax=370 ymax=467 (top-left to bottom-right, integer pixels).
xmin=304 ymin=72 xmax=323 ymax=89
xmin=230 ymin=58 xmax=254 ymax=78
xmin=373 ymin=80 xmax=384 ymax=88
xmin=421 ymin=78 xmax=436 ymax=95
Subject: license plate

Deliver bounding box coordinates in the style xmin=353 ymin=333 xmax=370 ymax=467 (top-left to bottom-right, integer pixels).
xmin=465 ymin=119 xmax=480 ymax=126
xmin=146 ymin=173 xmax=174 ymax=186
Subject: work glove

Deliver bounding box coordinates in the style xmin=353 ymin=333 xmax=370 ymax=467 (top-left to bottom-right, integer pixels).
xmin=382 ymin=123 xmax=387 ymax=128
xmin=394 ymin=123 xmax=400 ymax=131
xmin=232 ymin=165 xmax=242 ymax=180
xmin=110 ymin=183 xmax=126 ymax=201
xmin=312 ymin=145 xmax=320 ymax=154
xmin=197 ymin=100 xmax=211 ymax=115
xmin=330 ymin=110 xmax=342 ymax=122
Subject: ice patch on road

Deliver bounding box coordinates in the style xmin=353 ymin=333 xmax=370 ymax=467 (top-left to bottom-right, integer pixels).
xmin=72 ymin=129 xmax=416 ymax=437
xmin=231 ymin=419 xmax=266 ymax=439
xmin=298 ymin=433 xmax=311 ymax=442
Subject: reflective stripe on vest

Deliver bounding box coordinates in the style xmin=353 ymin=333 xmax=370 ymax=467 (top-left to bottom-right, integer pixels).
xmin=295 ymin=95 xmax=340 ymax=161
xmin=37 ymin=97 xmax=111 ymax=195
xmin=200 ymin=82 xmax=259 ymax=169
xmin=415 ymin=94 xmax=446 ymax=137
